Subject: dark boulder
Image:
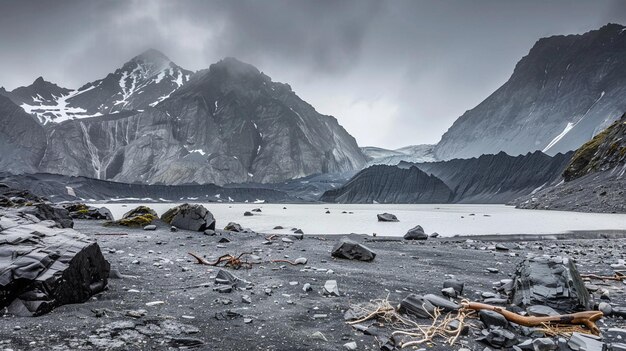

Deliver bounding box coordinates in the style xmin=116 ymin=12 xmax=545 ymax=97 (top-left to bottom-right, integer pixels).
xmin=20 ymin=203 xmax=73 ymax=228
xmin=224 ymin=222 xmax=244 ymax=232
xmin=377 ymin=213 xmax=399 ymax=222
xmin=161 ymin=203 xmax=215 ymax=231
xmin=331 ymin=238 xmax=376 ymax=261
xmin=105 ymin=206 xmax=157 ymax=227
xmin=404 ymin=225 xmax=428 ymax=240
xmin=243 ymin=211 xmax=253 ymax=216
xmin=510 ymin=256 xmax=592 ymax=311
xmin=62 ymin=203 xmax=113 ymax=220
xmin=479 ymin=310 xmax=509 ymax=329
xmin=443 ymin=279 xmax=464 ymax=295
xmin=0 ymin=210 xmax=110 ymax=316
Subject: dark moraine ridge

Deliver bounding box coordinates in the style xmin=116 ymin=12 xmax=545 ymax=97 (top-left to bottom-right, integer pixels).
xmin=319 ymin=165 xmax=454 ymax=204
xmin=0 ymin=172 xmax=295 ymax=203
xmin=409 ymin=151 xmax=573 ymax=203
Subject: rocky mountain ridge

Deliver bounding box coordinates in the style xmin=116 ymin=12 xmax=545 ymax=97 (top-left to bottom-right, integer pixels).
xmin=0 ymin=51 xmax=366 ymax=185
xmin=322 ymin=151 xmax=572 ymax=204
xmin=435 ymin=23 xmax=626 ymax=160
xmin=320 ymin=165 xmax=453 ymax=204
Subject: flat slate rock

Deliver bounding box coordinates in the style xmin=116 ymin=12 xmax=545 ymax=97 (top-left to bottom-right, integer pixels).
xmin=399 ymin=294 xmax=436 ymax=319
xmin=331 ymin=238 xmax=376 ymax=261
xmin=20 ymin=203 xmax=73 ymax=228
xmin=161 ymin=203 xmax=215 ymax=231
xmin=510 ymin=256 xmax=592 ymax=312
xmin=0 ymin=209 xmax=110 ymax=316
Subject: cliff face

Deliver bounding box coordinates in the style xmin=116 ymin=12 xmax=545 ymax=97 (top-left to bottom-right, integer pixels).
xmin=412 ymin=151 xmax=573 ymax=203
xmin=435 ymin=24 xmax=626 ymax=160
xmin=514 ymin=114 xmax=626 ymax=213
xmin=319 ymin=165 xmax=454 ymax=204
xmin=0 ymin=95 xmax=47 ymax=174
xmin=562 ymin=113 xmax=626 ymax=181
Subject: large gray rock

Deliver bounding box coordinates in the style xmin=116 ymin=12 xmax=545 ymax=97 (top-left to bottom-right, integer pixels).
xmin=331 ymin=238 xmax=376 ymax=262
xmin=510 ymin=256 xmax=592 ymax=312
xmin=404 ymin=225 xmax=428 ymax=240
xmin=161 ymin=203 xmax=215 ymax=231
xmin=435 ymin=24 xmax=626 ymax=160
xmin=0 ymin=209 xmax=110 ymax=316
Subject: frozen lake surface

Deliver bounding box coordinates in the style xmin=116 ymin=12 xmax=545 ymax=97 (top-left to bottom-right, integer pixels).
xmin=95 ymin=203 xmax=626 ymax=237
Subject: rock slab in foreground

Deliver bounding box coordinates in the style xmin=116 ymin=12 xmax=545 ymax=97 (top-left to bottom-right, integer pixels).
xmin=510 ymin=256 xmax=592 ymax=312
xmin=0 ymin=210 xmax=110 ymax=316
xmin=331 ymin=238 xmax=376 ymax=261
xmin=161 ymin=203 xmax=215 ymax=231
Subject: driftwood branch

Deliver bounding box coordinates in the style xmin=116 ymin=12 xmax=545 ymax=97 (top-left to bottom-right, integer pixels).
xmin=461 ymin=301 xmax=603 ymax=335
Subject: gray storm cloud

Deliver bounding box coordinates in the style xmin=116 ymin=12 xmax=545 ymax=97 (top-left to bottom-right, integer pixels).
xmin=2 ymin=0 xmax=626 ymax=148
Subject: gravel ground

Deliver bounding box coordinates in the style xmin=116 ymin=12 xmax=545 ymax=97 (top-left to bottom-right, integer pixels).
xmin=1 ymin=220 xmax=625 ymax=351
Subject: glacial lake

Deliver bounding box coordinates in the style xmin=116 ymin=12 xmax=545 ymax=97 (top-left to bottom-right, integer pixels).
xmin=94 ymin=203 xmax=626 ymax=237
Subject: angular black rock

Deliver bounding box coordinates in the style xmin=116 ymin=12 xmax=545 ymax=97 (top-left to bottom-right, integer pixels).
xmin=404 ymin=225 xmax=428 ymax=240
xmin=20 ymin=203 xmax=73 ymax=228
xmin=399 ymin=294 xmax=436 ymax=319
xmin=0 ymin=210 xmax=110 ymax=316
xmin=331 ymin=238 xmax=376 ymax=261
xmin=161 ymin=203 xmax=215 ymax=231
xmin=510 ymin=256 xmax=592 ymax=312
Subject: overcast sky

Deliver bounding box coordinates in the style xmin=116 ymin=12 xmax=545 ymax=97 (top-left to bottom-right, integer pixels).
xmin=2 ymin=0 xmax=626 ymax=148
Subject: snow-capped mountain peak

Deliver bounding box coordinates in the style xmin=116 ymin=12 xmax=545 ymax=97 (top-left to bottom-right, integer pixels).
xmin=0 ymin=50 xmax=193 ymax=124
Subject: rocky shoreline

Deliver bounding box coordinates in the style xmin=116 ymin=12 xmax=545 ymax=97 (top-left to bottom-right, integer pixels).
xmin=1 ymin=210 xmax=626 ymax=350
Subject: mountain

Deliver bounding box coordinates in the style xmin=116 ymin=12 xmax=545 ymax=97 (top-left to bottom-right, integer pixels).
xmin=0 ymin=95 xmax=47 ymax=174
xmin=1 ymin=52 xmax=366 ymax=185
xmin=409 ymin=151 xmax=573 ymax=203
xmin=1 ymin=49 xmax=192 ymax=124
xmin=515 ymin=114 xmax=626 ymax=213
xmin=320 ymin=165 xmax=453 ymax=204
xmin=435 ymin=23 xmax=626 ymax=160
xmin=361 ymin=144 xmax=436 ymax=166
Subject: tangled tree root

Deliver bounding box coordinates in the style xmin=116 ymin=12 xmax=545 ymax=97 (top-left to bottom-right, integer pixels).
xmin=346 ymin=296 xmax=475 ymax=348
xmin=347 ymin=297 xmax=604 ymax=348
xmin=188 ymin=252 xmax=257 ymax=269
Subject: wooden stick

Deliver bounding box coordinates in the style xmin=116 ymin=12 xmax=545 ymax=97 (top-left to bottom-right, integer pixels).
xmin=580 ymin=273 xmax=626 ymax=281
xmin=462 ymin=301 xmax=603 ymax=335
xmin=270 ymin=259 xmax=302 ymax=265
